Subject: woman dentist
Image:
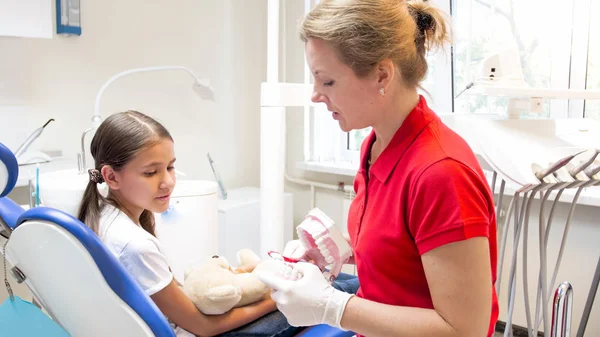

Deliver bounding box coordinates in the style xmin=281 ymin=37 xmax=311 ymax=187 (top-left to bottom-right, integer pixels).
xmin=257 ymin=1 xmax=499 ymax=337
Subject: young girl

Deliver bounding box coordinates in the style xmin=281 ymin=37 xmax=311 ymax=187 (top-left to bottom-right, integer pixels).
xmin=77 ymin=110 xmax=358 ymax=337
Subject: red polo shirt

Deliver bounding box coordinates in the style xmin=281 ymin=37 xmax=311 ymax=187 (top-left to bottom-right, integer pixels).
xmin=347 ymin=96 xmax=498 ymax=337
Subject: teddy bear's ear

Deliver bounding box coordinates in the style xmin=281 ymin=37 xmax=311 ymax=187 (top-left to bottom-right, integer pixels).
xmin=212 ymin=256 xmax=231 ymax=269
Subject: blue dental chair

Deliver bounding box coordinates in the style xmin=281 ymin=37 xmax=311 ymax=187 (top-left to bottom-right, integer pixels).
xmin=0 ymin=141 xmax=354 ymax=337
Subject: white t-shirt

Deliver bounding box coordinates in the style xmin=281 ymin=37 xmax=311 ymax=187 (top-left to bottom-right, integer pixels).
xmin=99 ymin=204 xmax=194 ymax=337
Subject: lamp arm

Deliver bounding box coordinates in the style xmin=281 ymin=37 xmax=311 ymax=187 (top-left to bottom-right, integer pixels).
xmin=92 ymin=66 xmax=206 ymax=126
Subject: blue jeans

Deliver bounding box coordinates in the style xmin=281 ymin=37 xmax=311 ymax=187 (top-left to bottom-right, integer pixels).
xmin=215 ymin=272 xmax=360 ymax=337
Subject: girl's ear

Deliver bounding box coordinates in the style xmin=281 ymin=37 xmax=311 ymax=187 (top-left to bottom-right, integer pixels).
xmin=101 ymin=165 xmax=120 ymax=190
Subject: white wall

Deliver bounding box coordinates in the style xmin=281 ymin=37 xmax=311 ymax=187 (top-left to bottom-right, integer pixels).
xmin=0 ymin=0 xmax=267 ymax=191
xmin=0 ymin=0 xmax=270 ymax=304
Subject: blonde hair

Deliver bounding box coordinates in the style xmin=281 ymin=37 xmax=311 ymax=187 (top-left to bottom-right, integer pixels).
xmin=299 ymin=0 xmax=450 ymax=87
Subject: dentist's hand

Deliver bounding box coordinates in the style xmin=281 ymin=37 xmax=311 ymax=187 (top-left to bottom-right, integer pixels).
xmin=256 ymin=261 xmax=354 ymax=329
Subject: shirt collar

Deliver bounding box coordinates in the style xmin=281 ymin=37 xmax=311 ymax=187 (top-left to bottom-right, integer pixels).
xmin=359 ymin=95 xmax=437 ymax=183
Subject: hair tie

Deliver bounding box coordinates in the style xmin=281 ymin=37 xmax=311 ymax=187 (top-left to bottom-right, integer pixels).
xmin=416 ymin=11 xmax=434 ymax=34
xmin=88 ymin=169 xmax=105 ymax=184
xmin=407 ymin=1 xmax=434 ymax=35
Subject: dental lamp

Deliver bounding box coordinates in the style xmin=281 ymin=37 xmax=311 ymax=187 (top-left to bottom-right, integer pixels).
xmin=464 ymin=47 xmax=600 ymax=118
xmin=78 ymin=66 xmax=215 ymax=173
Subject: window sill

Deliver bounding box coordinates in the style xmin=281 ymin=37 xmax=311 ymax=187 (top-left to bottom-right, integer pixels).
xmin=296 ymin=160 xmax=358 ymax=177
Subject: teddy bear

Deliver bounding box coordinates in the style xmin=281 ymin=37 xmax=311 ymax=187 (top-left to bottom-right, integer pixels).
xmin=182 ymin=248 xmax=274 ymax=315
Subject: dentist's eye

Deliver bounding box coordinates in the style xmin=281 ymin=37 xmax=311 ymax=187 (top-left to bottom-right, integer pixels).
xmin=167 ymin=166 xmax=175 ymax=171
xmin=324 ymin=80 xmax=335 ymax=87
xmin=144 ymin=171 xmax=157 ymax=177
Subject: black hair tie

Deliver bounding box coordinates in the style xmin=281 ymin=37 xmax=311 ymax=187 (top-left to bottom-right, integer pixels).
xmin=416 ymin=11 xmax=434 ymax=34
xmin=88 ymin=169 xmax=105 ymax=184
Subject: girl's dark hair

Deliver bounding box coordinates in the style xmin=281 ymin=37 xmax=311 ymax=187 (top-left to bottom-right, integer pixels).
xmin=77 ymin=110 xmax=173 ymax=236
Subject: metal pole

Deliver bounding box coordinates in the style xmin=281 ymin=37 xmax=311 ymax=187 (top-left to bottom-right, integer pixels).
xmin=550 ymin=281 xmax=573 ymax=337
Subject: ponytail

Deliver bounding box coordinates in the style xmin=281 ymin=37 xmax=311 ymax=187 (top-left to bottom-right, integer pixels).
xmin=139 ymin=209 xmax=156 ymax=237
xmin=77 ymin=180 xmax=107 ymax=234
xmin=77 ymin=181 xmax=157 ymax=238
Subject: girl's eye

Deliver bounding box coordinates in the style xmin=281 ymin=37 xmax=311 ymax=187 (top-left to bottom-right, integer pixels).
xmin=324 ymin=80 xmax=335 ymax=86
xmin=167 ymin=166 xmax=175 ymax=171
xmin=144 ymin=171 xmax=157 ymax=177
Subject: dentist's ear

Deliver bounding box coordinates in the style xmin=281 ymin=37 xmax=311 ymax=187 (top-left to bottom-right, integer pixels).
xmin=101 ymin=165 xmax=120 ymax=190
xmin=375 ymin=58 xmax=396 ymax=95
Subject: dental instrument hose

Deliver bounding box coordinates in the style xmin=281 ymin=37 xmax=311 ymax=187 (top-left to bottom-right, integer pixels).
xmin=497 ymin=179 xmax=506 ymax=222
xmin=493 ymin=174 xmax=506 ymax=295
xmin=496 ymin=192 xmax=514 ymax=296
xmin=522 ymin=188 xmax=545 ymax=337
xmin=533 ymin=189 xmax=553 ymax=335
xmin=530 ymin=185 xmax=583 ymax=334
xmin=495 ymin=179 xmax=507 ymax=273
xmin=491 ymin=171 xmax=497 ymax=198
xmin=533 ymin=187 xmax=564 ymax=331
xmin=547 ymin=187 xmax=584 ymax=302
xmin=3 ymin=238 xmax=14 ymax=301
xmin=536 ymin=189 xmax=554 ymax=336
xmin=504 ymin=192 xmax=528 ymax=337
xmin=536 ymin=186 xmax=583 ymax=333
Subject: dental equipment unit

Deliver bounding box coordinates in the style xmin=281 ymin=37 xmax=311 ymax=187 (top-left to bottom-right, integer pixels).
xmin=0 ymin=141 xmax=352 ymax=337
xmin=475 ymin=118 xmax=599 ymax=337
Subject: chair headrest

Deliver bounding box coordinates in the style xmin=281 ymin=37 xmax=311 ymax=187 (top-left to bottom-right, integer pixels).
xmin=0 ymin=142 xmax=19 ymax=198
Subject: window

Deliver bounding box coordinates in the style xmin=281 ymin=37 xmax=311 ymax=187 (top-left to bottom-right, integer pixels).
xmin=348 ymin=128 xmax=371 ymax=152
xmin=584 ymin=0 xmax=600 ymax=119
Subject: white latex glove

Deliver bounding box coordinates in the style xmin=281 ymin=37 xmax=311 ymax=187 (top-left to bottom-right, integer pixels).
xmin=256 ymin=261 xmax=354 ymax=329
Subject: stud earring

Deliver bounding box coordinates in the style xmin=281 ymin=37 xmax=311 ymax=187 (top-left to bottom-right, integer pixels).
xmin=379 ymin=87 xmax=385 ymax=96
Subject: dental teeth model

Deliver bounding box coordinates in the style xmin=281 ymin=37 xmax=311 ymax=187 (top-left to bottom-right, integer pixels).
xmin=296 ymin=208 xmax=353 ymax=283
